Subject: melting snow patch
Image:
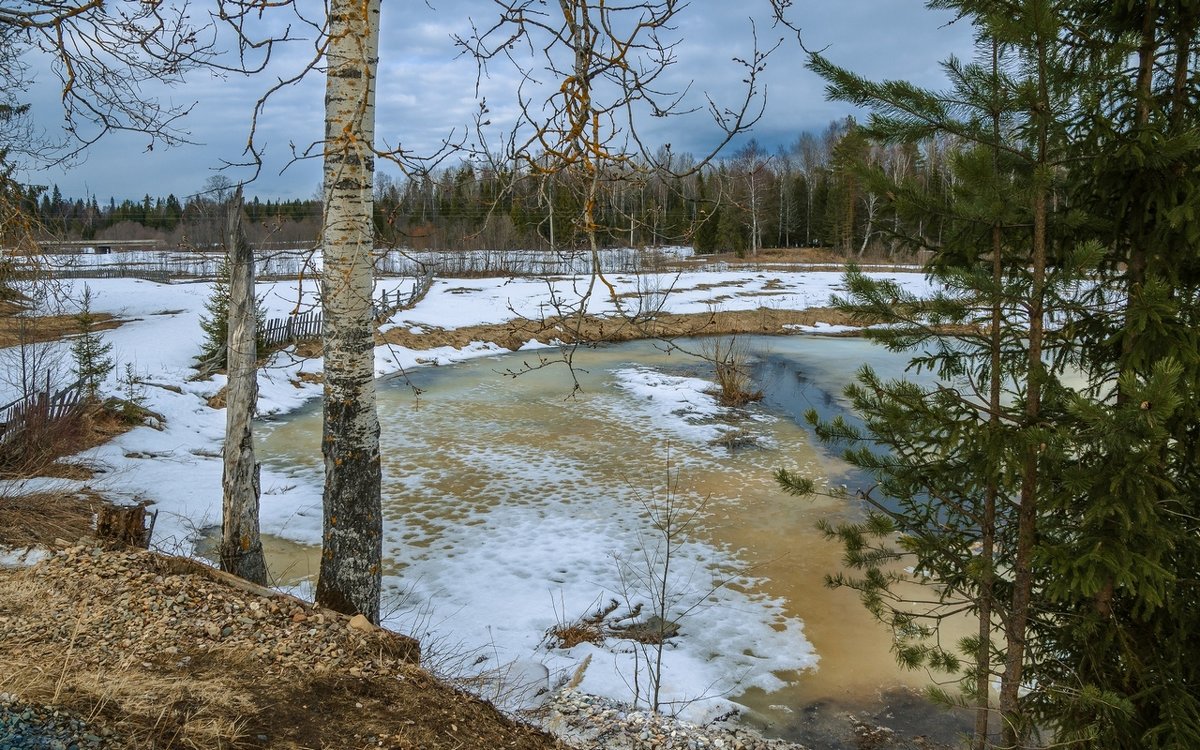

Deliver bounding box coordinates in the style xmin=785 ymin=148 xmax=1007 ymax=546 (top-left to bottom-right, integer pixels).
xmin=0 ymin=546 xmax=49 ymax=568
xmin=609 ymin=366 xmax=734 ymax=448
xmin=782 ymin=322 xmax=859 ymax=334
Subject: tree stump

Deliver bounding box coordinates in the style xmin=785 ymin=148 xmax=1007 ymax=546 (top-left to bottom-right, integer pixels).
xmin=96 ymin=503 xmax=153 ymax=548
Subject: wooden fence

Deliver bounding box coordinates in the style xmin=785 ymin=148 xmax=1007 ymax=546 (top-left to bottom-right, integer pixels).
xmin=34 ymin=246 xmax=691 ymax=284
xmin=257 ymin=271 xmax=434 ymax=350
xmin=0 ymin=378 xmax=86 ymax=447
xmin=259 ymin=310 xmax=323 ymax=349
xmin=47 ymin=267 xmax=178 ymax=283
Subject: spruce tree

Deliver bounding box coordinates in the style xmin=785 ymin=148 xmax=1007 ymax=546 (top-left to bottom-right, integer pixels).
xmin=198 ymin=257 xmax=232 ymax=368
xmin=779 ymin=1 xmax=1200 ymax=746
xmin=1029 ymin=2 xmax=1200 ymax=746
xmin=72 ymin=285 xmax=114 ymax=401
xmin=198 ymin=256 xmax=268 ymax=370
xmin=778 ymin=2 xmax=1090 ymax=746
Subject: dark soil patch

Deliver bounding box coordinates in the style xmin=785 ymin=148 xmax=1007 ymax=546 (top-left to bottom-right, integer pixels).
xmin=263 ymin=671 xmax=556 ymax=750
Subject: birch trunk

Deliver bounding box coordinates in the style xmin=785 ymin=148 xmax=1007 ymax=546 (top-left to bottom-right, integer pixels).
xmin=316 ymin=0 xmax=383 ymax=623
xmin=221 ymin=186 xmax=268 ymax=585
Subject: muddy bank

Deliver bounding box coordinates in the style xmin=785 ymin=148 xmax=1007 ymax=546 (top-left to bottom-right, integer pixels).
xmin=379 ymin=307 xmax=862 ymax=352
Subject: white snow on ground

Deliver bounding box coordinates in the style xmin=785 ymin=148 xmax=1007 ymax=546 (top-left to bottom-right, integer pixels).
xmin=609 ymin=367 xmax=733 ymax=449
xmin=0 ymin=546 xmax=49 ymax=568
xmin=383 ymin=270 xmax=937 ymax=333
xmin=0 ymin=264 xmax=935 ymax=721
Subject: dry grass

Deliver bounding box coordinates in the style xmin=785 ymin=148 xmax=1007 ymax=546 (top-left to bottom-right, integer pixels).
xmin=0 ymin=491 xmax=101 ymax=547
xmin=0 ymin=410 xmax=88 ymax=477
xmin=380 ymin=306 xmax=864 ymax=353
xmin=544 ymin=599 xmax=619 ymax=649
xmin=703 ymin=336 xmax=764 ymax=408
xmin=545 ymin=620 xmax=607 ymax=649
xmin=0 ymin=578 xmax=257 ymax=749
xmin=0 ymin=311 xmax=122 ymax=348
xmin=0 ymin=401 xmax=141 ymax=479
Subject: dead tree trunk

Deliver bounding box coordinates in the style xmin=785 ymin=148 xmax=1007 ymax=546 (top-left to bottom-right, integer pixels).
xmin=220 ymin=186 xmax=268 ymax=585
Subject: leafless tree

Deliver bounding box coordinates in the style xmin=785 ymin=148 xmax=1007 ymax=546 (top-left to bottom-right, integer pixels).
xmin=455 ymin=0 xmax=777 ymax=385
xmin=220 ymin=187 xmax=268 ymax=585
xmin=731 ymin=138 xmax=771 ymax=256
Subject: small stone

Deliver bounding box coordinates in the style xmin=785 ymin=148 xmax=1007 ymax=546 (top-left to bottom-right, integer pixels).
xmin=348 ymin=614 xmax=373 ymax=633
xmin=292 ymin=612 xmax=307 ymax=623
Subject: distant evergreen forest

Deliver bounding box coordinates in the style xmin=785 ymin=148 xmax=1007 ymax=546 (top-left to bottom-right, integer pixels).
xmin=23 ymin=118 xmax=959 ymax=258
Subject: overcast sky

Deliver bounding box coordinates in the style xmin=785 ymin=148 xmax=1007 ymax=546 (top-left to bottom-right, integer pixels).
xmin=20 ymin=1 xmax=977 ymax=202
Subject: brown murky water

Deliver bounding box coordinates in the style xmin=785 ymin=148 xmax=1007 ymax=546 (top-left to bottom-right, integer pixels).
xmin=246 ymin=337 xmax=972 ymax=746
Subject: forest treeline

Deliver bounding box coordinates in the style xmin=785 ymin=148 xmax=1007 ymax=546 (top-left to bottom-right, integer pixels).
xmin=21 ymin=118 xmax=956 ymax=258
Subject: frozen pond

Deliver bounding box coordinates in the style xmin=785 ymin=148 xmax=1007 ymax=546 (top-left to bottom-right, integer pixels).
xmin=251 ymin=336 xmax=963 ymax=741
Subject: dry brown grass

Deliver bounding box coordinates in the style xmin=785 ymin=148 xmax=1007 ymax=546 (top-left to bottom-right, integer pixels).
xmin=380 ymin=306 xmax=863 ymax=353
xmin=545 ymin=620 xmax=607 ymax=649
xmin=0 ymin=576 xmax=258 ymax=749
xmin=544 ymin=599 xmax=619 ymax=649
xmin=0 ymin=410 xmax=88 ymax=477
xmin=0 ymin=401 xmax=140 ymax=479
xmin=0 ymin=312 xmax=122 ymax=348
xmin=703 ymin=336 xmax=764 ymax=408
xmin=0 ymin=491 xmax=101 ymax=547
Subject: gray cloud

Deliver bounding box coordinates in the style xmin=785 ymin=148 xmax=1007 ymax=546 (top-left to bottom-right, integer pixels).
xmin=20 ymin=0 xmax=975 ymax=200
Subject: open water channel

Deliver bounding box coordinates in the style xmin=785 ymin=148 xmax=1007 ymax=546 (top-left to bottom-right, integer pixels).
xmin=249 ymin=336 xmax=971 ymax=746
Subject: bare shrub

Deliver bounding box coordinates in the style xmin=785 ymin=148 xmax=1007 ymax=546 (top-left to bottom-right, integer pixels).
xmin=0 ymin=404 xmax=86 ymax=476
xmin=701 ymin=336 xmax=763 ymax=407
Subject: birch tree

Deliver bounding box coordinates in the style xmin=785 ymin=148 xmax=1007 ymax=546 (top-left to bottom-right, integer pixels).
xmin=315 ymin=0 xmax=383 ymax=622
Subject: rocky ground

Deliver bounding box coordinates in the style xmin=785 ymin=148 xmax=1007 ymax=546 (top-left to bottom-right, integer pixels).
xmin=535 ymin=690 xmax=808 ymax=750
xmin=0 ymin=542 xmax=559 ymax=749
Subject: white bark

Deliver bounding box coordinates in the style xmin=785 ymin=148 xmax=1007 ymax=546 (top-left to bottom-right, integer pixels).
xmin=316 ymin=0 xmax=383 ymax=623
